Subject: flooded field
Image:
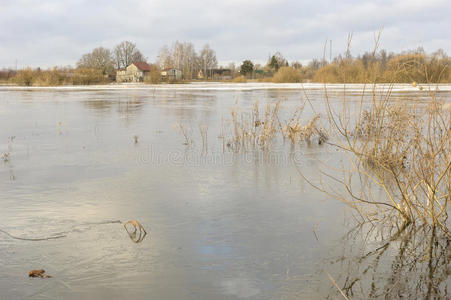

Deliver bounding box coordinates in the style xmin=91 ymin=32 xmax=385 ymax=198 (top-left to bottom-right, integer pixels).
xmin=0 ymin=83 xmax=450 ymax=299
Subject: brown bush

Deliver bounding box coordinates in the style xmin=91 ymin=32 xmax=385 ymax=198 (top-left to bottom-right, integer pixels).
xmin=271 ymin=67 xmax=303 ymax=83
xmin=12 ymin=68 xmax=34 ymax=86
xmin=145 ymin=67 xmax=162 ymax=84
xmin=71 ymin=68 xmax=107 ymax=85
xmin=231 ymin=76 xmax=247 ymax=83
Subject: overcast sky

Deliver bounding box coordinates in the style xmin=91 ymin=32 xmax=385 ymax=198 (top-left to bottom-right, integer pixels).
xmin=1 ymin=0 xmax=450 ymax=68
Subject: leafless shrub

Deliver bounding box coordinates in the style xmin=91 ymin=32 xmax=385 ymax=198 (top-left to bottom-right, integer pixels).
xmin=298 ymin=32 xmax=451 ymax=228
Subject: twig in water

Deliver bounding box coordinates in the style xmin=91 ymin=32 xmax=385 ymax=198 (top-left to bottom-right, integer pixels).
xmin=327 ymin=272 xmax=349 ymax=300
xmin=313 ymin=223 xmax=320 ymax=242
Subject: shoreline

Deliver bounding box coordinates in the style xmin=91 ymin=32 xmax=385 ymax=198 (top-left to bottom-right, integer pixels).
xmin=1 ymin=82 xmax=450 ymax=92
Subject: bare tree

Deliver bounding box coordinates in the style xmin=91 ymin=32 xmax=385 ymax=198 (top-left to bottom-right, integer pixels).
xmin=77 ymin=47 xmax=114 ymax=75
xmin=176 ymin=42 xmax=197 ymax=80
xmin=113 ymin=41 xmax=146 ymax=69
xmin=198 ymin=44 xmax=217 ymax=78
xmin=131 ymin=49 xmax=146 ymax=64
xmin=158 ymin=41 xmax=200 ymax=79
xmin=157 ymin=45 xmax=173 ymax=69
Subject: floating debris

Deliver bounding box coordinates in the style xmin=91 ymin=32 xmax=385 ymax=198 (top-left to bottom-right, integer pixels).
xmin=29 ymin=269 xmax=52 ymax=278
xmin=123 ymin=220 xmax=147 ymax=243
xmin=1 ymin=152 xmax=9 ymax=162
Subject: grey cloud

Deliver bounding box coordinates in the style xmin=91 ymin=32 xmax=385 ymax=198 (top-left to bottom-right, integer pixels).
xmin=0 ymin=0 xmax=449 ymax=68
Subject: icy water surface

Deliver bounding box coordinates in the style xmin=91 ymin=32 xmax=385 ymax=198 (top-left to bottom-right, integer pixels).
xmin=0 ymin=83 xmax=450 ymax=299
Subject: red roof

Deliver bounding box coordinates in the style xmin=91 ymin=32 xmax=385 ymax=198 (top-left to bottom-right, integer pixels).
xmin=132 ymin=62 xmax=153 ymax=71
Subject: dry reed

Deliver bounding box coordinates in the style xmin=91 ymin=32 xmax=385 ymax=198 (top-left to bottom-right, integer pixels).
xmin=176 ymin=122 xmax=192 ymax=145
xmin=298 ymin=32 xmax=451 ymax=228
xmin=224 ymin=100 xmax=326 ymax=152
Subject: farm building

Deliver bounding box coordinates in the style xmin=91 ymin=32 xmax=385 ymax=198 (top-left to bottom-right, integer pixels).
xmin=161 ymin=68 xmax=182 ymax=81
xmin=116 ymin=62 xmax=154 ymax=83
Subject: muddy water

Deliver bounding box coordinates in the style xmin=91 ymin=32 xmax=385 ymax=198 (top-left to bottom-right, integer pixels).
xmin=0 ymin=84 xmax=449 ymax=299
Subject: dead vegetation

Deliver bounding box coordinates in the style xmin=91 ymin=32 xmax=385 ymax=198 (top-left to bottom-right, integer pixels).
xmin=222 ymin=100 xmax=327 ymax=152
xmin=325 ymin=222 xmax=450 ymax=299
xmin=298 ymin=32 xmax=451 ymax=229
xmin=1 ymin=136 xmax=15 ymax=162
xmin=29 ymin=269 xmax=52 ymax=278
xmin=123 ymin=220 xmax=147 ymax=243
xmin=175 ymin=122 xmax=192 ymax=145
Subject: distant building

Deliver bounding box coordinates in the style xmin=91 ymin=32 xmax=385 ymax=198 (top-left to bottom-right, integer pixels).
xmin=198 ymin=68 xmax=232 ymax=80
xmin=161 ymin=68 xmax=182 ymax=81
xmin=116 ymin=62 xmax=154 ymax=83
xmin=210 ymin=69 xmax=232 ymax=80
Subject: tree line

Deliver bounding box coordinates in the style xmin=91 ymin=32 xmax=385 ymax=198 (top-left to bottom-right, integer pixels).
xmin=1 ymin=42 xmax=449 ymax=85
xmin=77 ymin=40 xmax=218 ymax=80
xmin=237 ymin=48 xmax=450 ymax=84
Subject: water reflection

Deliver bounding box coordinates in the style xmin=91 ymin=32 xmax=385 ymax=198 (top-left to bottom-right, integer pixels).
xmin=325 ymin=223 xmax=450 ymax=299
xmin=83 ymin=100 xmax=113 ymax=112
xmin=83 ymin=97 xmax=146 ymax=118
xmin=116 ymin=98 xmax=146 ymax=117
xmin=1 ymin=86 xmax=449 ymax=299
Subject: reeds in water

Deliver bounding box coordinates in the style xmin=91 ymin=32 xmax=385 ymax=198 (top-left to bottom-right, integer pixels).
xmin=306 ymin=83 xmax=450 ymax=228
xmin=225 ymin=100 xmax=326 ymax=151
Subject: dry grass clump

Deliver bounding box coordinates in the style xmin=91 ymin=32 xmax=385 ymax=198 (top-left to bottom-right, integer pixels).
xmin=271 ymin=67 xmax=303 ymax=83
xmin=284 ymin=114 xmax=327 ymax=144
xmin=222 ymin=100 xmax=327 ymax=152
xmin=227 ymin=100 xmax=281 ymax=151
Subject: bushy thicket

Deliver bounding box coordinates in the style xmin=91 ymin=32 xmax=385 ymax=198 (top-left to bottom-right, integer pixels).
xmin=231 ymin=76 xmax=247 ymax=83
xmin=312 ymin=49 xmax=450 ymax=83
xmin=10 ymin=67 xmax=110 ymax=86
xmin=271 ymin=67 xmax=303 ymax=83
xmin=0 ymin=69 xmax=17 ymax=83
xmin=249 ymin=48 xmax=450 ymax=83
xmin=144 ymin=67 xmax=162 ymax=84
